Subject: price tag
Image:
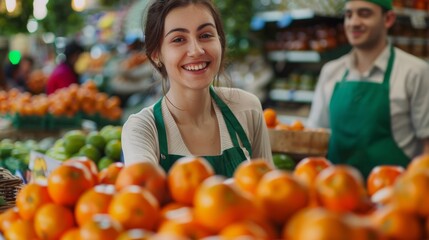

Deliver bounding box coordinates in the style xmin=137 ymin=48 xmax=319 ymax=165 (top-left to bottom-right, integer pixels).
xmin=410 ymin=11 xmax=427 ymax=29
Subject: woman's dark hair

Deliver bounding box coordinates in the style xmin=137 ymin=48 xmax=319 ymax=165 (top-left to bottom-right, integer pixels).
xmin=144 ymin=0 xmax=227 ymax=87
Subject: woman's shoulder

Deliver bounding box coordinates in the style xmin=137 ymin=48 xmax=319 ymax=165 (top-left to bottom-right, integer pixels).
xmin=215 ymin=87 xmax=260 ymax=103
xmin=123 ymin=104 xmax=156 ymax=129
xmin=215 ymin=87 xmax=262 ymax=111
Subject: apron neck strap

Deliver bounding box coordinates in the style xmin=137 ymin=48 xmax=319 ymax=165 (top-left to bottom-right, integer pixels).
xmin=210 ymin=87 xmax=253 ymax=157
xmin=154 ymin=87 xmax=253 ymax=159
xmin=383 ymin=45 xmax=395 ymax=86
xmin=341 ymin=45 xmax=395 ymax=85
xmin=154 ymin=98 xmax=168 ymax=159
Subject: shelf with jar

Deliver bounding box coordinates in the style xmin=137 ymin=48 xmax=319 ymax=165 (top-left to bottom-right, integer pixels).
xmin=390 ymin=7 xmax=429 ymax=61
xmin=252 ymin=11 xmax=348 ymax=106
xmin=255 ymin=5 xmax=429 ymax=108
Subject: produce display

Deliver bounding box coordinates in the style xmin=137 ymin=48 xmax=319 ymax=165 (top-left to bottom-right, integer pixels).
xmin=264 ymin=108 xmax=330 ymax=157
xmin=0 ymin=80 xmax=123 ymax=130
xmin=1 ymin=154 xmax=429 ymax=239
xmin=0 ymin=125 xmax=122 ymax=184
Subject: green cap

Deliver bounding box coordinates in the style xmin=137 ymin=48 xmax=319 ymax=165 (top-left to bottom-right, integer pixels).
xmin=347 ymin=0 xmax=393 ymax=10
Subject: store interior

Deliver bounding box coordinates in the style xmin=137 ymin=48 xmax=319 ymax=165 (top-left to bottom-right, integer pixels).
xmin=1 ymin=0 xmax=429 ymax=238
xmin=1 ymin=0 xmax=429 ymax=124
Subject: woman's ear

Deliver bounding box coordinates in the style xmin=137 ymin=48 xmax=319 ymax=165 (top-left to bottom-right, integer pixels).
xmin=151 ymin=53 xmax=163 ymax=68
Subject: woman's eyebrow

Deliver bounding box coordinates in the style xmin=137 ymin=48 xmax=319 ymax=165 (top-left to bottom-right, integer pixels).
xmin=165 ymin=22 xmax=216 ymax=38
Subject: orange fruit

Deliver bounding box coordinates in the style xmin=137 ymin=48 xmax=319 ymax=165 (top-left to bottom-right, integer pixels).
xmin=263 ymin=108 xmax=277 ymax=128
xmin=168 ymin=157 xmax=214 ymax=205
xmin=79 ymin=214 xmax=122 ymax=240
xmin=293 ymin=157 xmax=332 ymax=207
xmin=283 ymin=207 xmax=352 ymax=240
xmin=34 ymin=203 xmax=75 ymax=240
xmin=344 ymin=214 xmax=381 ymax=240
xmin=64 ymin=156 xmax=99 ymax=185
xmin=256 ymin=170 xmax=309 ymax=226
xmin=233 ymin=158 xmax=274 ymax=196
xmin=115 ymin=161 xmax=168 ymax=205
xmin=98 ymin=162 xmax=124 ymax=184
xmin=3 ymin=219 xmax=38 ymax=240
xmin=370 ymin=186 xmax=394 ymax=207
xmin=16 ymin=182 xmax=52 ymax=220
xmin=75 ymin=184 xmax=116 ymax=226
xmin=157 ymin=216 xmax=212 ymax=239
xmin=372 ymin=205 xmax=423 ymax=240
xmin=0 ymin=207 xmax=21 ymax=233
xmin=60 ymin=228 xmax=80 ymax=240
xmin=290 ymin=120 xmax=305 ymax=131
xmin=47 ymin=162 xmax=94 ymax=207
xmin=193 ymin=176 xmax=254 ymax=233
xmin=407 ymin=154 xmax=429 ymax=175
xmin=108 ymin=185 xmax=160 ymax=230
xmin=293 ymin=157 xmax=332 ymax=189
xmin=117 ymin=229 xmax=155 ymax=240
xmin=160 ymin=203 xmax=193 ymax=223
xmin=315 ymin=165 xmax=367 ymax=213
xmin=366 ymin=165 xmax=404 ymax=196
xmin=218 ymin=220 xmax=270 ymax=239
xmin=275 ymin=123 xmax=291 ymax=131
xmin=391 ymin=169 xmax=429 ymax=216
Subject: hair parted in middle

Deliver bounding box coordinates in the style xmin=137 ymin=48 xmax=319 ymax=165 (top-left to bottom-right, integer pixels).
xmin=142 ymin=0 xmax=228 ymax=88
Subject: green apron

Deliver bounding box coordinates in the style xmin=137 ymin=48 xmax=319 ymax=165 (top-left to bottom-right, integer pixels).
xmin=153 ymin=87 xmax=252 ymax=177
xmin=328 ymin=46 xmax=410 ymax=179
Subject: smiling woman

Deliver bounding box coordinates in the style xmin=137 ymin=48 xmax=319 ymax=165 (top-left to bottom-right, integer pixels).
xmin=121 ymin=0 xmax=273 ymax=177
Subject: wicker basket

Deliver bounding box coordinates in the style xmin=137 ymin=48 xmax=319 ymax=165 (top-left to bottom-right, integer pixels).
xmin=269 ymin=128 xmax=330 ymax=156
xmin=0 ymin=168 xmax=24 ymax=213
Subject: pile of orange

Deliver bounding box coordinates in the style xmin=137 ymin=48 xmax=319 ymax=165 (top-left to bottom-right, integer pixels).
xmin=3 ymin=154 xmax=429 ymax=239
xmin=263 ymin=108 xmax=305 ymax=131
xmin=0 ymin=80 xmax=122 ymax=120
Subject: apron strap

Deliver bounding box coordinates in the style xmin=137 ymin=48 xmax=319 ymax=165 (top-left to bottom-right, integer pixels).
xmin=382 ymin=45 xmax=395 ymax=86
xmin=154 ymin=98 xmax=169 ymax=160
xmin=210 ymin=87 xmax=253 ymax=157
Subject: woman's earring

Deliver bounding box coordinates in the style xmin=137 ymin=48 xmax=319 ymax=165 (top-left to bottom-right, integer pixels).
xmin=156 ymin=61 xmax=163 ymax=68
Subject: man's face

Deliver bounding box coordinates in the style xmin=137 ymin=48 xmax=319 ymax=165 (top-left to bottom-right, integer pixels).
xmin=344 ymin=1 xmax=394 ymax=50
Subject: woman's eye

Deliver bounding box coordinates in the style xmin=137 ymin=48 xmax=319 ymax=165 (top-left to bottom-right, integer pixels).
xmin=172 ymin=37 xmax=184 ymax=43
xmin=201 ymin=33 xmax=214 ymax=39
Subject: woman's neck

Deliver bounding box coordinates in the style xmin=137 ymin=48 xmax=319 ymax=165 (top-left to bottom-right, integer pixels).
xmin=165 ymin=88 xmax=214 ymax=127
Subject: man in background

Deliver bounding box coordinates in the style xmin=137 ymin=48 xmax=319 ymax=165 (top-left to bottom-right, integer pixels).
xmin=307 ymin=0 xmax=429 ymax=178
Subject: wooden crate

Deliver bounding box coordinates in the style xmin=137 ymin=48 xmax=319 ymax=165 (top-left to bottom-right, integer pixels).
xmin=269 ymin=128 xmax=330 ymax=156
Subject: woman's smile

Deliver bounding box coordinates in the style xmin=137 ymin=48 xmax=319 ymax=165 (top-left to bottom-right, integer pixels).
xmin=182 ymin=62 xmax=210 ymax=72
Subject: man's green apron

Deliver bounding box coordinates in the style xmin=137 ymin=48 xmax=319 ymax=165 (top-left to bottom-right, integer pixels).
xmin=153 ymin=87 xmax=252 ymax=177
xmin=328 ymin=46 xmax=410 ymax=178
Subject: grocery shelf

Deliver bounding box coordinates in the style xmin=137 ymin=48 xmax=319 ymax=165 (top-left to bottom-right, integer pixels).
xmin=267 ymin=45 xmax=351 ymax=63
xmin=268 ymin=51 xmax=320 ymax=62
xmin=269 ymin=89 xmax=315 ymax=103
xmin=394 ymin=8 xmax=429 ymax=17
xmin=251 ymin=9 xmax=333 ymax=30
xmin=394 ymin=8 xmax=428 ymax=29
xmin=253 ymin=9 xmax=316 ymax=22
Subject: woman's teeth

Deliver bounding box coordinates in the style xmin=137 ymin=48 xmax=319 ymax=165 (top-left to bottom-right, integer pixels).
xmin=184 ymin=62 xmax=207 ymax=71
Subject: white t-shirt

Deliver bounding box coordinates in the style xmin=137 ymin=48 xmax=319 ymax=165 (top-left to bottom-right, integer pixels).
xmin=308 ymin=45 xmax=429 ymax=158
xmin=122 ymin=87 xmax=273 ymax=166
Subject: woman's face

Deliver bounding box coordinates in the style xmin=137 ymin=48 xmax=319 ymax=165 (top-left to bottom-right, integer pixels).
xmin=158 ymin=4 xmax=222 ymax=92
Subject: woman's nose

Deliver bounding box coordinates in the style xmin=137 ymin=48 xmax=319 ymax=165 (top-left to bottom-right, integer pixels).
xmin=187 ymin=40 xmax=205 ymax=56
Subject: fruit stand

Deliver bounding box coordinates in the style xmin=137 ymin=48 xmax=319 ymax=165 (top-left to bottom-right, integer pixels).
xmin=1 ymin=149 xmax=429 ymax=239
xmin=1 ymin=89 xmax=427 ymax=240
